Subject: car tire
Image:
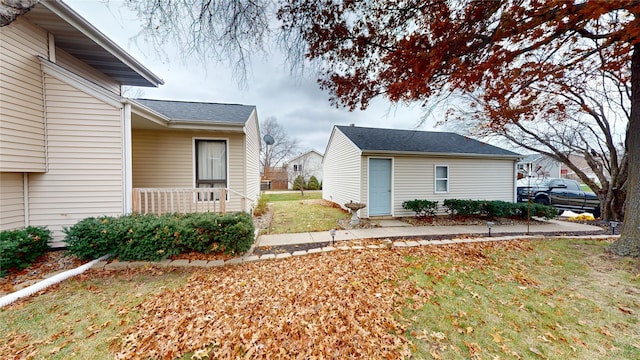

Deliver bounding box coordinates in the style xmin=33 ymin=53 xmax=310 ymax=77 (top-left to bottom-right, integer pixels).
xmin=592 ymin=206 xmax=601 ymax=219
xmin=534 ymin=197 xmax=550 ymax=206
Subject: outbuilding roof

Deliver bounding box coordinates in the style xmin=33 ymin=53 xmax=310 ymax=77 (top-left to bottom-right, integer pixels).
xmin=336 ymin=125 xmax=520 ymax=157
xmin=134 ymin=99 xmax=255 ymax=124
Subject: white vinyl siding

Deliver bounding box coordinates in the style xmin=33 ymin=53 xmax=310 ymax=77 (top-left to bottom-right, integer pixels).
xmin=392 ymin=156 xmax=516 ymax=217
xmin=27 ymin=74 xmax=124 ymax=244
xmin=0 ymin=18 xmax=48 ymax=172
xmin=55 ymin=48 xmax=120 ymax=94
xmin=0 ymin=172 xmax=25 ymax=230
xmin=244 ymin=112 xmax=261 ymax=210
xmin=287 ymin=151 xmax=324 ymax=189
xmin=132 ymin=129 xmax=246 ymax=212
xmin=322 ymin=128 xmax=362 ymax=212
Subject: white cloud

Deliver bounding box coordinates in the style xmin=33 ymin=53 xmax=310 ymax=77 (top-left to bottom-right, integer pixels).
xmin=66 ymin=0 xmax=439 ymax=155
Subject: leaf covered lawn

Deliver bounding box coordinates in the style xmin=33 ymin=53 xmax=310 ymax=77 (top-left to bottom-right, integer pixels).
xmin=115 ymin=249 xmax=421 ymax=359
xmin=2 ymin=239 xmax=638 ymax=359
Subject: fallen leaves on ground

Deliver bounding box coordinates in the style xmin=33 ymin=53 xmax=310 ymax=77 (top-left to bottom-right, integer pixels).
xmin=0 ymin=251 xmax=86 ymax=295
xmin=114 ymin=249 xmax=416 ymax=359
xmin=113 ymin=241 xmax=532 ymax=359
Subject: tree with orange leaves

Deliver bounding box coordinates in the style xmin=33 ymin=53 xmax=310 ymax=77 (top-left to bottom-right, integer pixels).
xmin=277 ymin=0 xmax=640 ymax=256
xmin=4 ymin=0 xmax=638 ymax=255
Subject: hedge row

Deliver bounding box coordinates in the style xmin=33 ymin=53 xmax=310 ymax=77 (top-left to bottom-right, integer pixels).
xmin=1 ymin=227 xmax=51 ymax=278
xmin=402 ymin=198 xmax=557 ymax=219
xmin=64 ymin=212 xmax=255 ymax=261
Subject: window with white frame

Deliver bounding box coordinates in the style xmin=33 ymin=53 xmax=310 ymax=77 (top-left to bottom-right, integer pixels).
xmin=435 ymin=165 xmax=449 ymax=193
xmin=195 ymin=140 xmax=227 ymax=199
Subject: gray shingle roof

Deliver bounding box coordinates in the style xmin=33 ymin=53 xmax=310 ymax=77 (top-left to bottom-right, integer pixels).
xmin=135 ymin=99 xmax=255 ymax=124
xmin=337 ymin=126 xmax=520 ymax=157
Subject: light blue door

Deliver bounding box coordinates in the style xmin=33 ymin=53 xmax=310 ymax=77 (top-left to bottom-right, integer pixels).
xmin=369 ymin=158 xmax=391 ymax=216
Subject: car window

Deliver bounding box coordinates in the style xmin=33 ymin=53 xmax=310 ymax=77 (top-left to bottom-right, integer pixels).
xmin=549 ymin=179 xmax=562 ymax=187
xmin=565 ymin=181 xmax=580 ymax=191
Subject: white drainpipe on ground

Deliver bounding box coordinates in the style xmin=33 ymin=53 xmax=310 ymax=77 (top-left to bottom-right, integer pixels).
xmin=0 ymin=254 xmax=112 ymax=308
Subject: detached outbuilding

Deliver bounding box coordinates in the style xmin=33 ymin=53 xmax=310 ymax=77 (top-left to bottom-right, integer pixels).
xmin=322 ymin=126 xmax=522 ymax=218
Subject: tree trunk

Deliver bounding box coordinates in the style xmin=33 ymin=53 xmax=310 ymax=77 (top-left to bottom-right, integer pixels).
xmin=609 ymin=43 xmax=640 ymax=257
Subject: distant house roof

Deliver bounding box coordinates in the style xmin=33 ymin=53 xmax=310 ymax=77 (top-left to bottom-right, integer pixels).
xmin=288 ymin=150 xmax=324 ymax=163
xmin=134 ymin=99 xmax=255 ymax=124
xmin=519 ymin=154 xmax=545 ymax=163
xmin=336 ymin=125 xmax=521 ymax=158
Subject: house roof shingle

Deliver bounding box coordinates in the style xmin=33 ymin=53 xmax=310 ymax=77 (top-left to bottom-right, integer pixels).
xmin=134 ymin=99 xmax=255 ymax=124
xmin=336 ymin=125 xmax=520 ymax=157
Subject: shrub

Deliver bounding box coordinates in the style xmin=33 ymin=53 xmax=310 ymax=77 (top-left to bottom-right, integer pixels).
xmin=443 ymin=199 xmax=483 ymax=216
xmin=293 ymin=175 xmax=306 ymax=190
xmin=442 ymin=199 xmax=558 ymax=220
xmin=253 ymin=193 xmax=269 ymax=216
xmin=117 ymin=213 xmax=184 ymax=261
xmin=64 ymin=216 xmax=123 ymax=260
xmin=1 ymin=227 xmax=51 ymax=277
xmin=402 ymin=199 xmax=438 ymax=218
xmin=307 ymin=176 xmax=321 ymax=190
xmin=64 ymin=212 xmax=255 ymax=261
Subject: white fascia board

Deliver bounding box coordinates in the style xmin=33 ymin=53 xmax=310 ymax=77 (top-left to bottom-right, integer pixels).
xmin=42 ymin=0 xmax=164 ymax=87
xmin=166 ymin=122 xmax=245 ymax=132
xmin=361 ymin=150 xmax=522 ymax=160
xmin=39 ymin=57 xmax=122 ymax=108
xmin=128 ymin=99 xmax=170 ymax=126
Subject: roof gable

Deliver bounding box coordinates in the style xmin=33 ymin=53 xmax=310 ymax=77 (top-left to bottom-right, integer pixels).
xmin=24 ymin=0 xmax=162 ymax=87
xmin=288 ymin=150 xmax=324 ymax=163
xmin=336 ymin=126 xmax=520 ymax=157
xmin=134 ymin=99 xmax=255 ymax=124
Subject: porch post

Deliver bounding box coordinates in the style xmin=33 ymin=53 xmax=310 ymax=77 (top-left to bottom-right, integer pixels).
xmin=123 ymin=102 xmax=133 ymax=214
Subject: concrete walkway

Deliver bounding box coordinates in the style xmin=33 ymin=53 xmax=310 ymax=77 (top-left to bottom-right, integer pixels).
xmin=257 ymin=219 xmax=605 ymax=247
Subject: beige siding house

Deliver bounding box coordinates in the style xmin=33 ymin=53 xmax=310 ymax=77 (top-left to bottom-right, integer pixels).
xmin=322 ymin=126 xmax=522 ymax=218
xmin=130 ymin=99 xmax=261 ymax=215
xmin=0 ymin=1 xmax=260 ymax=246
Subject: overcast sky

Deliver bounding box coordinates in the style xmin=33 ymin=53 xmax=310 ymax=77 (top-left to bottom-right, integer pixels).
xmin=65 ymin=0 xmax=441 ymax=157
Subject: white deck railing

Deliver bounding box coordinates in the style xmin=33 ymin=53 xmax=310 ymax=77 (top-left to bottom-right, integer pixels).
xmin=132 ymin=188 xmax=228 ymax=215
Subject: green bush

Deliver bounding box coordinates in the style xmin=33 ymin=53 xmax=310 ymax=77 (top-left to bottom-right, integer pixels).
xmin=64 ymin=212 xmax=255 ymax=261
xmin=307 ymin=176 xmax=321 ymax=190
xmin=402 ymin=199 xmax=438 ymax=218
xmin=442 ymin=199 xmax=557 ymax=220
xmin=293 ymin=175 xmax=306 ymax=190
xmin=64 ymin=216 xmax=123 ymax=260
xmin=443 ymin=199 xmax=483 ymax=216
xmin=1 ymin=226 xmax=51 ymax=277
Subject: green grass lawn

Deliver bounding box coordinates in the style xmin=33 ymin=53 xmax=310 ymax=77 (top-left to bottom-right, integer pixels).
xmin=403 ymin=239 xmax=640 ymax=359
xmin=262 ymin=191 xmax=321 ymax=202
xmin=2 ymin=239 xmax=638 ymax=359
xmin=267 ymin=199 xmax=349 ymax=233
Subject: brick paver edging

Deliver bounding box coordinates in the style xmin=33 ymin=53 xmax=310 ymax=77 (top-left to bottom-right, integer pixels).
xmin=89 ymin=234 xmax=618 ymax=271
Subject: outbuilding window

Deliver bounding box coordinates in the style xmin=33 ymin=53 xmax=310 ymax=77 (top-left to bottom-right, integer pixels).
xmin=435 ymin=165 xmax=449 ymax=193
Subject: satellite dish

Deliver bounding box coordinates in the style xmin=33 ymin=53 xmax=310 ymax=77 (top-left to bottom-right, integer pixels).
xmin=263 ymin=134 xmax=275 ymax=145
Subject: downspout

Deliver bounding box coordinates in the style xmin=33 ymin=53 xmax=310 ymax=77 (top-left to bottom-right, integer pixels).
xmin=23 ymin=174 xmax=29 ymax=227
xmin=123 ymin=102 xmax=133 ymax=214
xmin=514 ymin=159 xmax=521 ymax=203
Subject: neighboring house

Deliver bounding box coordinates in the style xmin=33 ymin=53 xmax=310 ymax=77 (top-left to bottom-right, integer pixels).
xmin=322 ymin=126 xmax=522 ymax=218
xmin=517 ymin=154 xmax=562 ymax=179
xmin=0 ymin=1 xmax=260 ymax=245
xmin=518 ymin=153 xmax=601 ymax=183
xmin=286 ymin=150 xmax=323 ymax=189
